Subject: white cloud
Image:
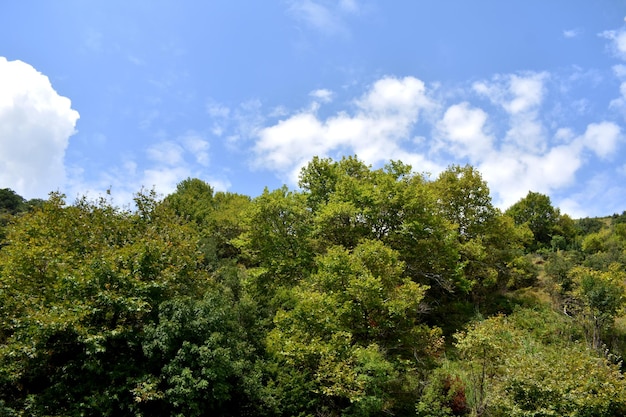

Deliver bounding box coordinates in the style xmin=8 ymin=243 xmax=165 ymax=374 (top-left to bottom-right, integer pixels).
xmin=66 ymin=128 xmax=222 ymax=208
xmin=506 ymin=74 xmax=546 ymax=114
xmin=563 ymin=29 xmax=580 ymax=39
xmin=437 ymin=102 xmax=494 ymax=162
xmin=245 ymin=67 xmax=626 ymax=217
xmin=0 ymin=57 xmax=80 ymax=198
xmin=181 ymin=131 xmax=210 ymax=166
xmin=207 ymin=100 xmax=230 ymax=118
xmin=600 ymin=28 xmax=626 ymax=60
xmin=578 ymin=121 xmax=622 ymax=158
xmin=310 ymin=88 xmax=334 ymax=103
xmin=476 ymin=121 xmax=621 ymax=210
xmin=474 ymin=72 xmax=548 ymax=153
xmin=613 ymin=64 xmax=626 ymax=78
xmin=142 ymin=166 xmax=192 ymax=196
xmin=479 ymin=143 xmax=582 ymax=209
xmin=610 ymin=81 xmax=626 ymax=119
xmin=473 ymin=72 xmax=547 ymax=115
xmin=253 ymin=76 xmax=434 ymax=182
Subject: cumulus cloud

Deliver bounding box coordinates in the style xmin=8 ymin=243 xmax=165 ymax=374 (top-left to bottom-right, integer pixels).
xmin=473 ymin=72 xmax=547 ymax=115
xmin=578 ymin=121 xmax=621 ymax=159
xmin=0 ymin=57 xmax=80 ymax=198
xmin=253 ymin=76 xmax=437 ymax=182
xmin=437 ymin=102 xmax=494 ymax=162
xmin=459 ymin=120 xmax=621 ymax=209
xmin=245 ymin=67 xmax=625 ymax=216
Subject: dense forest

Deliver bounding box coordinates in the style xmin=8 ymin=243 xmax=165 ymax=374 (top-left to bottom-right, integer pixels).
xmin=1 ymin=156 xmax=625 ymax=416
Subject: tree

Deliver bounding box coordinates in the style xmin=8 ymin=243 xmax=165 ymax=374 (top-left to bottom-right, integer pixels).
xmin=299 ymin=156 xmax=464 ymax=295
xmin=164 ymin=178 xmax=252 ymax=263
xmin=163 ymin=177 xmax=214 ymax=226
xmin=454 ymin=307 xmax=626 ymax=417
xmin=266 ymin=240 xmax=443 ymax=416
xmin=567 ymin=264 xmax=626 ymax=350
xmin=137 ymin=281 xmax=264 ymax=417
xmin=430 ymin=165 xmax=495 ymax=242
xmin=429 ymin=166 xmax=534 ymax=312
xmin=0 ymin=188 xmax=25 ymax=215
xmin=506 ymin=191 xmax=559 ymax=250
xmin=0 ymin=189 xmax=28 ymax=248
xmin=0 ymin=191 xmax=216 ymax=414
xmin=235 ymin=186 xmax=315 ymax=311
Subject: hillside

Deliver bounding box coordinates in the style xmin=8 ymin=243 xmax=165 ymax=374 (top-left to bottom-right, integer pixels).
xmin=1 ymin=157 xmax=625 ymax=416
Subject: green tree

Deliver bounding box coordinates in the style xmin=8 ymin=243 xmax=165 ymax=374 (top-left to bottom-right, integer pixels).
xmin=234 ymin=186 xmax=315 ymax=316
xmin=299 ymin=156 xmax=464 ymax=295
xmin=267 ymin=240 xmax=443 ymax=416
xmin=164 ymin=178 xmax=252 ymax=263
xmin=0 ymin=191 xmax=216 ymax=414
xmin=506 ymin=191 xmax=559 ymax=251
xmin=429 ymin=166 xmax=534 ymax=312
xmin=454 ymin=308 xmax=626 ymax=417
xmin=164 ymin=177 xmax=214 ymax=226
xmin=567 ymin=264 xmax=626 ymax=350
xmin=430 ymin=165 xmax=495 ymax=242
xmin=0 ymin=188 xmax=25 ymax=215
xmin=0 ymin=188 xmax=28 ymax=248
xmin=137 ymin=281 xmax=264 ymax=417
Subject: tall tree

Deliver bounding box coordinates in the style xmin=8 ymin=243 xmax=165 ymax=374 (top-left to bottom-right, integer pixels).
xmin=267 ymin=240 xmax=442 ymax=416
xmin=506 ymin=191 xmax=559 ymax=250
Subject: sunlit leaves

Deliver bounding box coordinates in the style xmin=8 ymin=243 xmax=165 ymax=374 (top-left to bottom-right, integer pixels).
xmin=267 ymin=240 xmax=440 ymax=415
xmin=454 ymin=308 xmax=626 ymax=416
xmin=0 ymin=191 xmax=213 ymax=414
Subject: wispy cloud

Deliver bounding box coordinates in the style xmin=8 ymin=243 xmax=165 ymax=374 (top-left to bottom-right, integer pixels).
xmin=563 ymin=29 xmax=580 ymax=39
xmin=310 ymin=88 xmax=334 ymax=103
xmin=286 ymin=0 xmax=361 ymax=36
xmin=66 ymin=130 xmax=225 ymax=207
xmin=599 ymin=27 xmax=626 ymax=60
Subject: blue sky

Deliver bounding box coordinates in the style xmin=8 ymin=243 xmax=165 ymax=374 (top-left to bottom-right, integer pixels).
xmin=1 ymin=1 xmax=626 ymax=217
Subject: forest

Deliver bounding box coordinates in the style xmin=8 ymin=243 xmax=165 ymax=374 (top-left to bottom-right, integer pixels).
xmin=1 ymin=156 xmax=625 ymax=416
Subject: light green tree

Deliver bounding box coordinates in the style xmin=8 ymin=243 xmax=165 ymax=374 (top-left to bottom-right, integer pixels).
xmin=267 ymin=240 xmax=442 ymax=416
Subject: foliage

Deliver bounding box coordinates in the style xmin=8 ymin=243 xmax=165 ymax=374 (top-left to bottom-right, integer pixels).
xmin=454 ymin=308 xmax=626 ymax=417
xmin=266 ymin=240 xmax=442 ymax=415
xmin=506 ymin=191 xmax=560 ymax=251
xmin=0 ymin=192 xmax=218 ymax=414
xmin=137 ymin=282 xmax=264 ymax=417
xmin=0 ymin=188 xmax=26 ymax=215
xmin=567 ymin=264 xmax=626 ymax=350
xmin=2 ymin=157 xmax=626 ymax=416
